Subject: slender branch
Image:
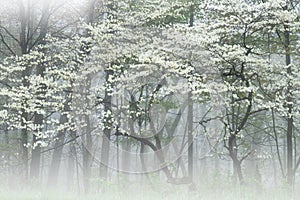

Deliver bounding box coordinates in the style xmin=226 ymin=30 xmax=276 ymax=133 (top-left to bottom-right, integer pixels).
xmin=41 ymin=135 xmax=80 ymax=154
xmin=0 ymin=25 xmax=20 ymax=43
xmin=0 ymin=32 xmax=16 ymax=55
xmin=272 ymin=108 xmax=285 ymax=177
xmin=239 ymin=150 xmax=252 ymax=164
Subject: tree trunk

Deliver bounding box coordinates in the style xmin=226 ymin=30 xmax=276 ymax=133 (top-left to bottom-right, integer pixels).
xmin=187 ymin=2 xmax=194 ymax=188
xmin=233 ymin=158 xmax=243 ymax=185
xmin=82 ymin=113 xmax=92 ymax=193
xmin=19 ymin=0 xmax=29 ymax=184
xmin=20 ymin=0 xmax=50 ymax=181
xmin=47 ymin=97 xmax=72 ymax=187
xmin=81 ymin=0 xmax=96 ymax=193
xmin=229 ymin=135 xmax=244 ymax=184
xmin=30 ymin=66 xmax=46 ymax=180
xmin=122 ymin=139 xmax=131 ymax=174
xmin=29 ymin=10 xmax=49 ymax=180
xmin=187 ymin=91 xmax=194 ymax=183
xmin=99 ymin=69 xmax=113 ymax=180
xmin=66 ymin=130 xmax=77 ymax=191
xmin=284 ymin=19 xmax=293 ymax=186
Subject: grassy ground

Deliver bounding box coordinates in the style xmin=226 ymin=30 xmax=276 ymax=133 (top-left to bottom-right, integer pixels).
xmin=0 ymin=180 xmax=298 ymax=200
xmin=0 ymin=188 xmax=297 ymax=199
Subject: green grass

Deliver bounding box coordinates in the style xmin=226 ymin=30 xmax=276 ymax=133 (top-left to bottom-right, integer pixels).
xmin=0 ymin=181 xmax=298 ymax=200
xmin=0 ymin=189 xmax=295 ymax=200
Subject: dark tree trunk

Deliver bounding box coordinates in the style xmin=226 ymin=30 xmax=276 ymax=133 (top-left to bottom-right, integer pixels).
xmin=229 ymin=135 xmax=244 ymax=184
xmin=30 ymin=64 xmax=46 ymax=180
xmin=47 ymin=97 xmax=71 ymax=187
xmin=187 ymin=2 xmax=195 ymax=189
xmin=82 ymin=113 xmax=92 ymax=193
xmin=29 ymin=10 xmax=49 ymax=180
xmin=285 ymin=28 xmax=293 ymax=186
xmin=99 ymin=69 xmax=113 ymax=180
xmin=66 ymin=130 xmax=77 ymax=191
xmin=19 ymin=0 xmax=30 ymax=183
xmin=80 ymin=0 xmax=97 ymax=193
xmin=187 ymin=92 xmax=194 ymax=182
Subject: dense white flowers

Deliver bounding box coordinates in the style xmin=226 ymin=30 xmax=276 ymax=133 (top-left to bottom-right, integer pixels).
xmin=0 ymin=0 xmax=299 ymax=186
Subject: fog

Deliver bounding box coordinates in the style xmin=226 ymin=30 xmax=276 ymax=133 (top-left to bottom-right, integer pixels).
xmin=1 ymin=0 xmax=300 ymax=199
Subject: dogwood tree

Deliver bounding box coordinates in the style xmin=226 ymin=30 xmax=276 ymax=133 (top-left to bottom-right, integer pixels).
xmin=186 ymin=0 xmax=300 ymax=185
xmin=71 ymin=0 xmax=206 ymax=186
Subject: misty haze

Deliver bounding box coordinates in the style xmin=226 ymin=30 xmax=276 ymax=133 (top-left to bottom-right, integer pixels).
xmin=0 ymin=0 xmax=300 ymax=199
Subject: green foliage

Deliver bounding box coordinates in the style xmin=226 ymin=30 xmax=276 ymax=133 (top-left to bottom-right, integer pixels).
xmin=162 ymin=99 xmax=179 ymax=110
